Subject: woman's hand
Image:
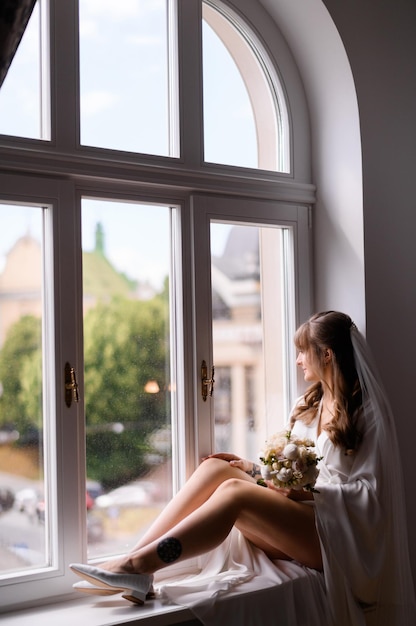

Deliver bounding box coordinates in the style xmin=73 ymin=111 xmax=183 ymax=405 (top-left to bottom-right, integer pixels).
xmin=265 ymin=483 xmax=314 ymax=501
xmin=204 ymin=453 xmax=253 ymax=474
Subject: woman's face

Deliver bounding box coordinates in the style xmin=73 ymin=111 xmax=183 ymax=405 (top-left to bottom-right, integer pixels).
xmin=296 ymin=348 xmax=321 ymax=382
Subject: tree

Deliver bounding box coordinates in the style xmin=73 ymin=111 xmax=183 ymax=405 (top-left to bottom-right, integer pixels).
xmin=0 ymin=315 xmax=42 ymax=438
xmin=83 ymin=295 xmax=171 ymax=488
xmin=0 ymin=294 xmax=171 ymax=488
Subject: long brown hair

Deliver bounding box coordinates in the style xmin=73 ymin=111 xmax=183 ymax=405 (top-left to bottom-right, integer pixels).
xmin=291 ymin=311 xmax=363 ymax=452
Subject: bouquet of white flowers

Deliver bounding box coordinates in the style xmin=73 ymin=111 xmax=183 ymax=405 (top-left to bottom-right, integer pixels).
xmin=259 ymin=430 xmax=322 ymax=492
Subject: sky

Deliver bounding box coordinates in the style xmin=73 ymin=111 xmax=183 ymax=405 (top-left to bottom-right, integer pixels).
xmin=0 ymin=202 xmax=231 ymax=289
xmin=0 ymin=0 xmax=254 ymax=286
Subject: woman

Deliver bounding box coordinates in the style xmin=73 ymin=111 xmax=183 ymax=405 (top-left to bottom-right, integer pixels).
xmin=70 ymin=311 xmax=416 ymax=625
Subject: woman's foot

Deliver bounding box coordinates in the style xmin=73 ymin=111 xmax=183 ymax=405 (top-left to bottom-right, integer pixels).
xmin=70 ymin=563 xmax=153 ymax=605
xmin=73 ymin=579 xmax=156 ymax=600
xmin=73 ymin=580 xmax=123 ymax=596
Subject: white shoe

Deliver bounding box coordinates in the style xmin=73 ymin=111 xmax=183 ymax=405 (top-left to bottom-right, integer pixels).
xmin=73 ymin=579 xmax=156 ymax=600
xmin=70 ymin=563 xmax=153 ymax=605
xmin=73 ymin=580 xmax=123 ymax=596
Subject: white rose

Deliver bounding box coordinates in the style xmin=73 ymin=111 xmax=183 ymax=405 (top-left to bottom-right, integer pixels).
xmin=261 ymin=465 xmax=272 ymax=480
xmin=276 ymin=467 xmax=293 ymax=482
xmin=283 ymin=443 xmax=299 ymax=460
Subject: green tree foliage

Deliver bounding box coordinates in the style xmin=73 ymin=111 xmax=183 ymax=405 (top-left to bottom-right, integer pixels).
xmin=0 ymin=294 xmax=171 ymax=488
xmin=83 ymin=295 xmax=171 ymax=488
xmin=0 ymin=315 xmax=42 ymax=437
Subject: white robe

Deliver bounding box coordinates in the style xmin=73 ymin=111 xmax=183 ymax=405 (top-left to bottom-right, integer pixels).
xmin=292 ymin=415 xmax=380 ymax=625
xmin=155 ymin=525 xmax=327 ymax=626
xmin=155 ymin=411 xmax=416 ymax=625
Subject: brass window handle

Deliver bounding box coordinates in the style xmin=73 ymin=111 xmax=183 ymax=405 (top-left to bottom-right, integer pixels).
xmin=64 ymin=362 xmax=79 ymax=407
xmin=201 ymin=360 xmax=215 ymax=401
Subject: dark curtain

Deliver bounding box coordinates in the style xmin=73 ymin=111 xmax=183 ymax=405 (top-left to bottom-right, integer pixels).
xmin=0 ymin=0 xmax=37 ymax=89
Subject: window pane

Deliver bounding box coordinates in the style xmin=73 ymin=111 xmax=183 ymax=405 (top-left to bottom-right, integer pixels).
xmin=0 ymin=205 xmax=49 ymax=574
xmin=79 ymin=0 xmax=176 ymax=157
xmin=202 ymin=1 xmax=290 ymax=172
xmin=202 ymin=19 xmax=257 ymax=169
xmin=211 ymin=223 xmax=290 ymax=457
xmin=81 ymin=199 xmax=173 ymax=560
xmin=0 ymin=3 xmax=47 ymax=140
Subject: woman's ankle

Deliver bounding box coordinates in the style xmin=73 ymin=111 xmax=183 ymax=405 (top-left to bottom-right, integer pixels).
xmin=121 ymin=556 xmax=137 ymax=573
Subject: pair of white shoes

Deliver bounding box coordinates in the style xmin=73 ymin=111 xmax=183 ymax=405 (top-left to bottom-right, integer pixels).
xmin=70 ymin=563 xmax=154 ymax=605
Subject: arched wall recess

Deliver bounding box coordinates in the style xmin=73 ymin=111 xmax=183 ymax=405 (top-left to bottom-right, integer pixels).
xmin=257 ymin=0 xmax=365 ymax=328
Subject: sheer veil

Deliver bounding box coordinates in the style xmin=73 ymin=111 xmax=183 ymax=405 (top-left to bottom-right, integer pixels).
xmin=154 ymin=318 xmax=416 ymax=626
xmin=350 ymin=324 xmax=416 ymax=623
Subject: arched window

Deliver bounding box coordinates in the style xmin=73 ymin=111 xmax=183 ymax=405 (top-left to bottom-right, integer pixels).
xmin=0 ymin=0 xmax=291 ymax=175
xmin=0 ymin=0 xmax=312 ymax=613
xmin=202 ymin=0 xmax=290 ymax=172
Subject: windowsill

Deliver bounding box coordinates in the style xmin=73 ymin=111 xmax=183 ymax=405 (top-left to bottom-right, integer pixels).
xmin=1 ymin=564 xmax=332 ymax=626
xmin=2 ymin=593 xmax=201 ymax=626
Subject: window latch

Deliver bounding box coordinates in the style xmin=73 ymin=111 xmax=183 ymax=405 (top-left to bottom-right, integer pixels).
xmin=65 ymin=362 xmax=79 ymax=407
xmin=201 ymin=360 xmax=215 ymax=401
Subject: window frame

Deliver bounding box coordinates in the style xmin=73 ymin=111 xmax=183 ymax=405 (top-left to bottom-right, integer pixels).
xmin=190 ymin=194 xmax=312 ymax=458
xmin=0 ymin=0 xmax=314 ymax=613
xmin=0 ymin=173 xmax=85 ymax=607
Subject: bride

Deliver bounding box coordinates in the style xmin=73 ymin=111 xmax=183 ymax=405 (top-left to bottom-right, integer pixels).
xmin=70 ymin=311 xmax=416 ymax=625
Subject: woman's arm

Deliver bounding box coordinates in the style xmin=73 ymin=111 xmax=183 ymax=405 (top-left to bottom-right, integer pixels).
xmin=205 ymin=453 xmax=261 ymax=478
xmin=205 ymin=454 xmax=314 ymax=498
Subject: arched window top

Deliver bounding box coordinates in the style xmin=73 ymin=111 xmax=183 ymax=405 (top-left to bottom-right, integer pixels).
xmin=202 ymin=0 xmax=290 ymax=173
xmin=0 ymin=0 xmax=311 ymax=185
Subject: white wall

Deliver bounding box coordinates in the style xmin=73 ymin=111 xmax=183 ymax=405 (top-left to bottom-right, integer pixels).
xmin=260 ymin=0 xmax=416 ymax=587
xmin=259 ymin=0 xmax=365 ymax=329
xmin=322 ymin=0 xmax=416 ymax=577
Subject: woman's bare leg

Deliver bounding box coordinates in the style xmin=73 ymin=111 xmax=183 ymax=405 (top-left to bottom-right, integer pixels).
xmin=106 ymin=474 xmax=322 ymax=575
xmin=128 ymin=458 xmax=255 ymax=551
